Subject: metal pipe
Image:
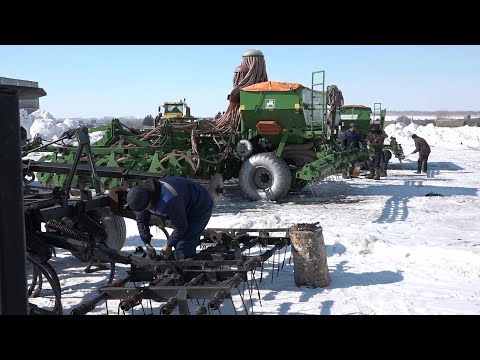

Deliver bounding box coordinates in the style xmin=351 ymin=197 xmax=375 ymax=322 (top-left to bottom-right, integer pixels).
xmin=71 ymin=276 xmax=131 ymax=315
xmin=119 ymin=292 xmax=143 ymax=312
xmin=160 ymin=297 xmax=177 ymax=315
xmin=195 ymin=306 xmax=207 ymax=315
xmin=208 ymin=289 xmax=227 ymax=310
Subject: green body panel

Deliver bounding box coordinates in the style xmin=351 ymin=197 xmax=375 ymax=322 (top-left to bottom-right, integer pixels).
xmin=240 ymin=89 xmax=307 ymax=131
xmin=239 ymin=85 xmax=326 ymax=151
xmin=339 ymin=105 xmax=373 ymax=138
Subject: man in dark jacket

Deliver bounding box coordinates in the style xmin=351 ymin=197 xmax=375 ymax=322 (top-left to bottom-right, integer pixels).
xmin=127 ymin=176 xmax=213 ymax=260
xmin=341 ymin=123 xmax=360 ymax=150
xmin=340 ymin=123 xmax=361 ymax=178
xmin=410 ymin=134 xmax=431 ymax=173
xmin=366 ymin=124 xmax=387 ymax=180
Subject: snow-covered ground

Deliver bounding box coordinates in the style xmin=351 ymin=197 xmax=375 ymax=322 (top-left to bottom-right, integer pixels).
xmin=25 ymin=112 xmax=480 ymax=315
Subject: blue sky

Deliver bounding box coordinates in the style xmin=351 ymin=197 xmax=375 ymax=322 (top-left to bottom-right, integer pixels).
xmin=1 ymin=45 xmax=479 ymax=118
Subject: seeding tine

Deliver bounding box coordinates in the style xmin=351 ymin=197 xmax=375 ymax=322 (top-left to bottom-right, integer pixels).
xmin=107 ymin=262 xmax=116 ymax=285
xmin=271 ymin=251 xmax=275 ymax=282
xmin=237 ymin=287 xmax=249 ymax=315
xmin=247 ymin=270 xmax=255 ymax=296
xmin=259 ymin=264 xmax=264 ymax=284
xmin=105 ymin=300 xmax=109 ymax=315
xmin=246 ymin=279 xmax=254 ymax=314
xmin=149 ymin=299 xmax=154 ymax=315
xmin=252 ymin=274 xmax=263 ymax=308
xmin=241 ymin=279 xmax=247 ymax=298
xmin=249 ymin=270 xmax=260 ymax=313
xmin=280 ymin=244 xmax=288 ymax=270
xmin=230 ymin=297 xmax=237 ymax=315
xmin=276 ymin=248 xmax=281 ymax=277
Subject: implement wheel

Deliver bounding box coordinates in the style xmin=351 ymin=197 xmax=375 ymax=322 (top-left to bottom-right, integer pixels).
xmin=71 ymin=207 xmax=126 ymax=262
xmin=239 ymin=153 xmax=291 ymax=201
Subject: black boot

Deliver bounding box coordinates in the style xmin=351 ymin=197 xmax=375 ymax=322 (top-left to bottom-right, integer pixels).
xmin=366 ymin=166 xmax=375 ymax=179
xmin=422 ymin=163 xmax=427 ymax=173
xmin=416 ymin=160 xmax=422 ymax=173
xmin=374 ymin=168 xmax=381 ymax=180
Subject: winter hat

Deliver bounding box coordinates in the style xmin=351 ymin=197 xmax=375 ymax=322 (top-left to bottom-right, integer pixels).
xmin=411 ymin=134 xmax=418 ymax=139
xmin=127 ymin=185 xmax=150 ymax=211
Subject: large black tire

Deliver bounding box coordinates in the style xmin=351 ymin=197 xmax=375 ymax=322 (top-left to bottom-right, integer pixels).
xmin=239 ymin=153 xmax=292 ymax=201
xmin=71 ymin=207 xmax=126 ymax=262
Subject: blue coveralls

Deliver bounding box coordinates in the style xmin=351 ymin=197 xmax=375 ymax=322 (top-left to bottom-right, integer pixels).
xmin=135 ymin=177 xmax=213 ymax=260
xmin=341 ymin=129 xmax=360 ymax=150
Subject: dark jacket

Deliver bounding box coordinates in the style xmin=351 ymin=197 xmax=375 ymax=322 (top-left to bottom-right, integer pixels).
xmin=341 ymin=129 xmax=360 ymax=149
xmin=135 ymin=177 xmax=213 ymax=247
xmin=367 ymin=130 xmax=387 ymax=150
xmin=412 ymin=137 xmax=431 ymax=156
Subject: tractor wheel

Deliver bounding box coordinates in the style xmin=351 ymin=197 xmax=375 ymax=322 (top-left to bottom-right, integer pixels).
xmin=239 ymin=153 xmax=291 ymax=201
xmin=71 ymin=207 xmax=126 ymax=262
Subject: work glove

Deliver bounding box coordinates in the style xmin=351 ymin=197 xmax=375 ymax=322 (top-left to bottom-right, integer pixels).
xmin=145 ymin=243 xmax=157 ymax=260
xmin=161 ymin=244 xmax=173 ymax=260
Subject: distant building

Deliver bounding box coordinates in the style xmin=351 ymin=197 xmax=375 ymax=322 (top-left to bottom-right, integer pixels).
xmin=0 ymin=76 xmax=41 ymax=114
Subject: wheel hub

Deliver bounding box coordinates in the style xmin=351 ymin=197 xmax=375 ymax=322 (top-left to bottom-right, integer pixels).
xmin=253 ymin=167 xmax=272 ymax=189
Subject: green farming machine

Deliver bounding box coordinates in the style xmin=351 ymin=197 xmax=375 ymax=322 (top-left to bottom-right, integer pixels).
xmin=338 ymin=103 xmax=405 ymax=162
xmin=24 ymin=70 xmax=374 ymax=202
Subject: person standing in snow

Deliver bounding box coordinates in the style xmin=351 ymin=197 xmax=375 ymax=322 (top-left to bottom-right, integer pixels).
xmin=410 ymin=134 xmax=431 ymax=173
xmin=126 ymin=176 xmax=213 ymax=260
xmin=366 ymin=124 xmax=387 ymax=180
xmin=340 ymin=123 xmax=361 ymax=178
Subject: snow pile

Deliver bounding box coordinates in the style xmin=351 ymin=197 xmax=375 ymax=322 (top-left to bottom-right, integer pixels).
xmin=19 ymin=109 xmax=34 ymax=138
xmin=89 ymin=131 xmax=106 ymax=144
xmin=28 ymin=110 xmax=82 ymax=141
xmin=21 ymin=109 xmax=104 ymax=144
xmin=386 ymin=122 xmax=480 ymax=149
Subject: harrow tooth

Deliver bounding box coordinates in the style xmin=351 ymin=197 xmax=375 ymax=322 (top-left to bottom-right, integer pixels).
xmin=253 ymin=275 xmax=263 ymax=308
xmin=271 ymin=252 xmax=275 ymax=282
xmin=276 ymin=249 xmax=282 ymax=277
xmin=237 ymin=287 xmax=249 ymax=315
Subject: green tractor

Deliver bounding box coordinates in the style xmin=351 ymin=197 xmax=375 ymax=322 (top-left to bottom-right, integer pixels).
xmin=29 ymin=71 xmax=370 ymax=202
